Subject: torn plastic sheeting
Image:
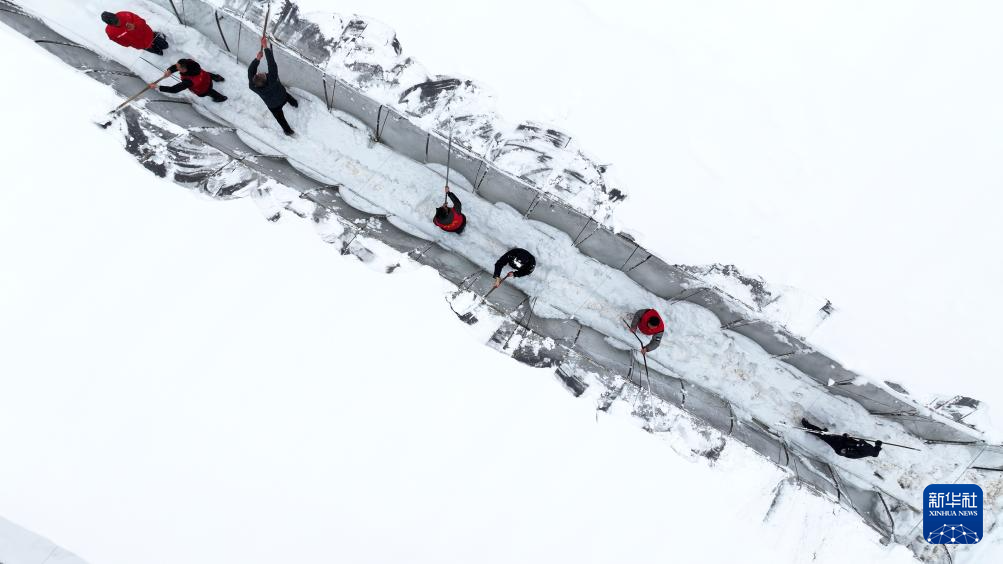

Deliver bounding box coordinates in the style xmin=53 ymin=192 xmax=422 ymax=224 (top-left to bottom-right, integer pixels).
xmin=729 ymin=320 xmax=802 ymax=357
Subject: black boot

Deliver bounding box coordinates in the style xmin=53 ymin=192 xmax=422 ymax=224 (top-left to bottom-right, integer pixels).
xmin=211 ymin=74 xmax=225 ymax=82
xmin=287 ymin=94 xmax=299 ymax=108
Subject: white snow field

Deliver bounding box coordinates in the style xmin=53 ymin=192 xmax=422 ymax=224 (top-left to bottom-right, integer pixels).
xmin=0 ymin=20 xmax=922 ymax=564
xmin=1 ymin=0 xmax=1001 ymax=563
xmin=309 ymin=0 xmax=1003 ymax=411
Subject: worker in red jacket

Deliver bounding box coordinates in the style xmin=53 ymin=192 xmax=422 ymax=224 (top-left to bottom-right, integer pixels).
xmin=152 ymin=59 xmax=228 ymax=103
xmin=629 ymin=308 xmax=665 ymax=355
xmin=101 ymin=11 xmax=169 ymax=56
xmin=433 ymin=186 xmax=466 ymax=234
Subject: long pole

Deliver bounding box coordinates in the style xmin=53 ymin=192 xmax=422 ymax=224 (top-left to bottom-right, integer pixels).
xmin=622 ymin=318 xmax=654 ymax=408
xmin=444 ymin=132 xmax=453 ymax=205
xmin=108 ymin=76 xmax=170 ymax=114
xmin=262 ymin=3 xmax=271 ymax=43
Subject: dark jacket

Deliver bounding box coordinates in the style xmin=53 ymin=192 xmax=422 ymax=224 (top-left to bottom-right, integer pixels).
xmin=160 ymin=59 xmax=207 ymax=94
xmin=494 ymin=248 xmax=536 ymax=278
xmin=248 ymin=48 xmax=288 ymax=109
xmin=821 ymin=434 xmax=882 ymax=459
xmin=802 ymin=420 xmax=882 ymax=459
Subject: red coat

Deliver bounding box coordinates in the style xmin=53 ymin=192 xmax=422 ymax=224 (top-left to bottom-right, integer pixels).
xmin=105 ymin=11 xmax=155 ymax=50
xmin=638 ymin=309 xmax=665 ymax=336
xmin=185 ymin=68 xmax=213 ymax=95
xmin=433 ymin=209 xmax=466 ymax=232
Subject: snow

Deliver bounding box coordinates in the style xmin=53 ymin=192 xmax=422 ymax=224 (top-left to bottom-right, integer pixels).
xmin=286 ymin=0 xmax=1003 ymax=410
xmin=1 ymin=0 xmax=1002 ymax=562
xmin=23 ymin=0 xmax=995 ymax=506
xmin=0 ymin=19 xmax=922 ymax=564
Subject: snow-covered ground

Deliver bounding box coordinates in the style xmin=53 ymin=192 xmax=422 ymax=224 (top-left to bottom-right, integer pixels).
xmin=296 ymin=0 xmax=1003 ymax=409
xmin=14 ymin=0 xmax=997 ymax=521
xmin=0 ymin=20 xmax=923 ymax=564
xmin=0 ymin=0 xmax=998 ymax=557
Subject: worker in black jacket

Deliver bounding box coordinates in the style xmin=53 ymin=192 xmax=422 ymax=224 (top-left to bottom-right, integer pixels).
xmin=154 ymin=58 xmax=226 ymax=102
xmin=493 ymin=248 xmax=535 ymax=288
xmin=801 ymin=418 xmax=882 ymax=459
xmin=248 ymin=37 xmax=298 ymax=135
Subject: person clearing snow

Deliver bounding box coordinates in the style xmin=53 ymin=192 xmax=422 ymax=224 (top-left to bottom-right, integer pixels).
xmin=628 ymin=308 xmax=664 ymax=355
xmin=248 ymin=37 xmax=299 ymax=136
xmin=801 ymin=418 xmax=883 ymax=459
xmin=101 ymin=11 xmax=168 ymax=56
xmin=493 ymin=248 xmax=535 ymax=288
xmin=153 ymin=59 xmax=227 ymax=103
xmin=433 ymin=186 xmax=466 ymax=234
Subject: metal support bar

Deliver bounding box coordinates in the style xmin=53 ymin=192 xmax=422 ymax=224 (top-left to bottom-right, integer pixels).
xmin=214 ymin=11 xmax=231 ymax=52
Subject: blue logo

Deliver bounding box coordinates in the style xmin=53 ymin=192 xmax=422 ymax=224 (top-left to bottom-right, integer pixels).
xmin=923 ymin=484 xmax=983 ymax=544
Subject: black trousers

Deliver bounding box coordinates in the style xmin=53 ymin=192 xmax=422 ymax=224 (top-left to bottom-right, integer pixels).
xmin=269 ymin=94 xmax=298 ymax=134
xmin=199 ymin=88 xmax=227 ymax=103
xmin=145 ymin=32 xmax=169 ymax=55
